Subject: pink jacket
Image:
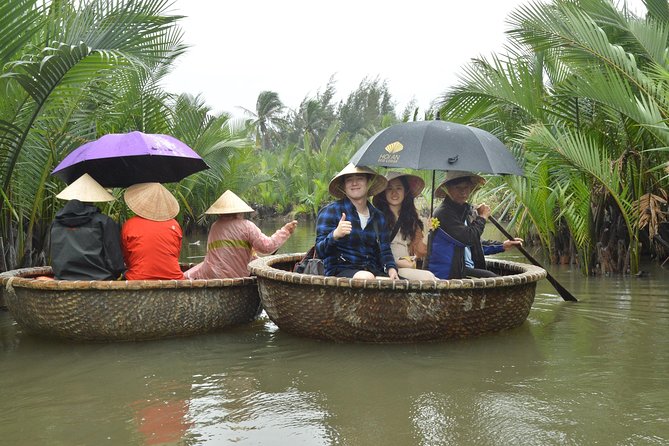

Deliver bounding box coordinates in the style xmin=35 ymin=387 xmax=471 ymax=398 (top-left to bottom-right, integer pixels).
xmin=184 ymin=216 xmax=291 ymax=279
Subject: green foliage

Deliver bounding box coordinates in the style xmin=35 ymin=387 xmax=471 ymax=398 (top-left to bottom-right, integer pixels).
xmin=239 ymin=77 xmax=398 ymax=220
xmin=12 ymin=0 xmax=667 ymax=280
xmin=438 ymin=0 xmax=669 ymax=274
xmin=338 ymin=77 xmax=396 ymax=136
xmin=0 ymin=0 xmax=186 ymax=267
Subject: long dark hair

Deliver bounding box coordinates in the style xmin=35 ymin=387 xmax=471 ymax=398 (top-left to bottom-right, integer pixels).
xmin=374 ymin=176 xmax=423 ymax=241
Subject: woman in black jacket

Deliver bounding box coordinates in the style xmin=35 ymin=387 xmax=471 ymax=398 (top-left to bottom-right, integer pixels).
xmin=50 ymin=173 xmax=125 ymax=280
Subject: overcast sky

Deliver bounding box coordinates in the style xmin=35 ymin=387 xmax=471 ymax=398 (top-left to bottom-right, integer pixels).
xmin=161 ymin=0 xmax=645 ymax=118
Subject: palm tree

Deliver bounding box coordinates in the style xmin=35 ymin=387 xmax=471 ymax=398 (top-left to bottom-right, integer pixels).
xmin=0 ymin=0 xmax=185 ymax=268
xmin=438 ymin=0 xmax=669 ymax=275
xmin=168 ymin=93 xmax=258 ymax=229
xmin=242 ymin=91 xmax=285 ymax=151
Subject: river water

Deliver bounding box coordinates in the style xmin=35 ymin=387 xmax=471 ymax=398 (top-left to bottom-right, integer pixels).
xmin=1 ymin=219 xmax=668 ymax=445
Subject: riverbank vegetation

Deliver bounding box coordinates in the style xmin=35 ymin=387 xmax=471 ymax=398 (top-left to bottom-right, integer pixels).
xmin=1 ymin=0 xmax=667 ymax=275
xmin=437 ymin=0 xmax=669 ymax=274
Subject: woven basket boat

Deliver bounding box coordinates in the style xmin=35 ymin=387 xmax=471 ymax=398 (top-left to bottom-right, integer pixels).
xmin=0 ymin=266 xmax=260 ymax=341
xmin=249 ymin=253 xmax=547 ymax=343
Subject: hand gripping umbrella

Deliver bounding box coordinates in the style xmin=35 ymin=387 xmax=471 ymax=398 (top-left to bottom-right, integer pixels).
xmin=350 ymin=120 xmax=577 ymax=302
xmin=52 ymin=131 xmax=209 ymax=188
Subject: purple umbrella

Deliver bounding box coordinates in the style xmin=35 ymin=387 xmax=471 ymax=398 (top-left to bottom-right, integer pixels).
xmin=52 ymin=131 xmax=209 ymax=188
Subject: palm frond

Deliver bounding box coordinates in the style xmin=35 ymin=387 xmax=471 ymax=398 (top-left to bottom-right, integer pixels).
xmin=0 ymin=0 xmax=43 ymax=66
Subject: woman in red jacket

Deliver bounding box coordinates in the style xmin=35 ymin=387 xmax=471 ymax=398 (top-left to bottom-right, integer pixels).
xmin=121 ymin=182 xmax=184 ymax=280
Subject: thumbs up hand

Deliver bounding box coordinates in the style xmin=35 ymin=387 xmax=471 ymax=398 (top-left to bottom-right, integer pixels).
xmin=333 ymin=213 xmax=352 ymax=240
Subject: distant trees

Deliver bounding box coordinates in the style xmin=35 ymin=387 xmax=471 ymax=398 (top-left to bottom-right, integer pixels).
xmin=242 ymin=91 xmax=285 ymax=151
xmin=339 ymin=78 xmax=395 ymax=137
xmin=241 ymin=77 xmax=399 ymax=218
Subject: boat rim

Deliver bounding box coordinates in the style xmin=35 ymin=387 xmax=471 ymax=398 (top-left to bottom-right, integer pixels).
xmin=0 ymin=266 xmax=256 ymax=290
xmin=249 ymin=252 xmax=547 ymax=291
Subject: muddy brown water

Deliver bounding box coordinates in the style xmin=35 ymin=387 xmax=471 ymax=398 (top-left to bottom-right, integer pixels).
xmin=1 ymin=219 xmax=668 ymax=445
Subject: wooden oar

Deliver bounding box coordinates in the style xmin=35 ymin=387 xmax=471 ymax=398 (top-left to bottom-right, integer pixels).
xmin=488 ymin=216 xmax=578 ymax=302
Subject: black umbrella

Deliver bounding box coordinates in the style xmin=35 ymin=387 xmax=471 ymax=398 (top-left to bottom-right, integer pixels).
xmin=350 ymin=120 xmax=577 ymax=302
xmin=350 ymin=120 xmax=523 ymax=217
xmin=349 ymin=120 xmax=523 ymax=175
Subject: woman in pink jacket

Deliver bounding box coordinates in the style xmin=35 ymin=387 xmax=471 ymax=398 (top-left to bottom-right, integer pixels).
xmin=184 ymin=190 xmax=297 ymax=279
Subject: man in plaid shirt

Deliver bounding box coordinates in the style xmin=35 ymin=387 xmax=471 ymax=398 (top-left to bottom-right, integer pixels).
xmin=316 ymin=164 xmax=398 ymax=279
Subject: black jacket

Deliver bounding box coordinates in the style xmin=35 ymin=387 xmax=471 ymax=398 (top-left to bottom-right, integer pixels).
xmin=49 ymin=200 xmax=125 ymax=280
xmin=433 ymin=196 xmax=503 ymax=278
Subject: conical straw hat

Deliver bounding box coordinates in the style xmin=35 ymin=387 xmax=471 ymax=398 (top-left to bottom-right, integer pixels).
xmin=56 ymin=173 xmax=115 ymax=202
xmin=124 ymin=182 xmax=179 ymax=221
xmin=328 ymin=163 xmax=387 ymax=199
xmin=435 ymin=171 xmax=486 ymax=198
xmin=205 ymin=190 xmax=254 ymax=214
xmin=372 ymin=171 xmax=425 ymax=208
xmin=382 ymin=171 xmax=425 ymax=198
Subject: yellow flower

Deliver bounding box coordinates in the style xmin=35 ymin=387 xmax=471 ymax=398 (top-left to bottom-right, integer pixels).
xmin=429 ymin=217 xmax=440 ymax=231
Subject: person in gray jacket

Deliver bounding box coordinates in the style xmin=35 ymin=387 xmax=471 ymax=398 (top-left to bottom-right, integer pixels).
xmin=50 ymin=174 xmax=125 ymax=280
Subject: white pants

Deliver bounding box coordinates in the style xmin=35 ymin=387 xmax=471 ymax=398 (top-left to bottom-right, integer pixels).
xmin=398 ymin=267 xmax=437 ymax=281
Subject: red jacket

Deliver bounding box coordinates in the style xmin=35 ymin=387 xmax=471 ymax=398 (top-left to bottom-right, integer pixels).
xmin=121 ymin=216 xmax=184 ymax=280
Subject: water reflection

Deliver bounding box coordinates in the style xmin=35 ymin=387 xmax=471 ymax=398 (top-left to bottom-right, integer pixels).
xmin=1 ymin=218 xmax=669 ymax=445
xmin=179 ymin=323 xmax=544 ymax=446
xmin=133 ymin=392 xmax=191 ymax=445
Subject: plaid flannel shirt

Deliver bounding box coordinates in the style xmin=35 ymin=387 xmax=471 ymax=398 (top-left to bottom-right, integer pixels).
xmin=315 ymin=197 xmax=397 ymax=276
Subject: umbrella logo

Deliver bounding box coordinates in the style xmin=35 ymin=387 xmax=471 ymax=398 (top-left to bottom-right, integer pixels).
xmin=378 ymin=141 xmax=403 ymax=164
xmin=385 ymin=141 xmax=403 ymax=153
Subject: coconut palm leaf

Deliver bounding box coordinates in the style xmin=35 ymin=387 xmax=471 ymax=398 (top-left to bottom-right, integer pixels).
xmin=504 ymin=163 xmax=558 ymax=253
xmin=625 ymin=16 xmax=669 ymax=65
xmin=562 ymin=66 xmax=669 ymax=145
xmin=509 ymin=1 xmax=669 ymax=116
xmin=441 ymin=54 xmax=546 ymax=123
xmin=523 ymin=124 xmax=636 ymax=253
xmin=644 ymin=0 xmax=669 ymax=24
xmin=0 ymin=0 xmax=43 ymax=66
xmin=0 ymin=0 xmax=184 ymax=190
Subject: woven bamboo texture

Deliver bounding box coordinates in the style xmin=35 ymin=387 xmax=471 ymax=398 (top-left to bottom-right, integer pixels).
xmin=249 ymin=253 xmax=547 ymax=343
xmin=0 ymin=266 xmax=260 ymax=341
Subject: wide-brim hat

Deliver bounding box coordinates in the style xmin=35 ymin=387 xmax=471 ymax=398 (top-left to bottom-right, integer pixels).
xmin=56 ymin=173 xmax=115 ymax=202
xmin=328 ymin=164 xmax=387 ymax=199
xmin=382 ymin=171 xmax=425 ymax=197
xmin=372 ymin=171 xmax=425 ymax=208
xmin=124 ymin=182 xmax=179 ymax=221
xmin=205 ymin=190 xmax=254 ymax=214
xmin=435 ymin=171 xmax=486 ymax=199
